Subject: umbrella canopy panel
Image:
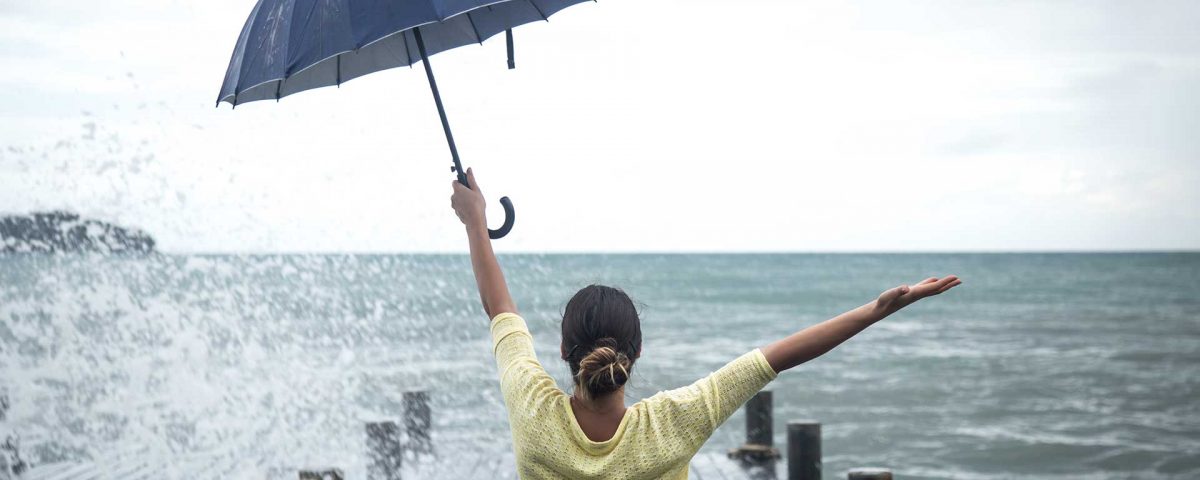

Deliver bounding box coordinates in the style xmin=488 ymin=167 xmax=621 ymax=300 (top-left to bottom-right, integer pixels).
xmin=217 ymin=0 xmax=591 ymax=107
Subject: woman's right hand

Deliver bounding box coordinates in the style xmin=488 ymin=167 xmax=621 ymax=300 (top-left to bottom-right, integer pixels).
xmin=450 ymin=168 xmax=487 ymax=231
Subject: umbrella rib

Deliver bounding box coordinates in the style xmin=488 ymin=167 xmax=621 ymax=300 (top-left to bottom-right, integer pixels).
xmin=401 ymin=30 xmax=414 ymax=66
xmin=220 ymin=0 xmax=598 ymax=107
xmin=529 ymin=0 xmax=548 ymax=21
xmin=217 ymin=0 xmax=265 ymax=107
xmin=465 ymin=11 xmax=483 ymax=44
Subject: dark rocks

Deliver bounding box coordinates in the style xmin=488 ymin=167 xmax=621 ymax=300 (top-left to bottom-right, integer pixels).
xmin=0 ymin=211 xmax=155 ymax=254
xmin=1 ymin=434 xmax=27 ymax=477
xmin=298 ymin=469 xmax=344 ymax=480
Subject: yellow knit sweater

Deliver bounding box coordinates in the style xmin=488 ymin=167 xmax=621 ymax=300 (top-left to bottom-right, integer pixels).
xmin=490 ymin=312 xmax=777 ymax=480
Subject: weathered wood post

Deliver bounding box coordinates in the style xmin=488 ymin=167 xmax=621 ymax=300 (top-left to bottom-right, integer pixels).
xmin=403 ymin=391 xmax=432 ymax=455
xmin=366 ymin=421 xmax=402 ymax=480
xmin=848 ymin=467 xmax=893 ymax=480
xmin=786 ymin=420 xmax=821 ymax=480
xmin=729 ymin=391 xmax=780 ymax=479
xmin=746 ymin=391 xmax=773 ymax=447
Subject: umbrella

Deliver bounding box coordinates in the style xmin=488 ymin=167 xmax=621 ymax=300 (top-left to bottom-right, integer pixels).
xmin=216 ymin=0 xmax=594 ymax=239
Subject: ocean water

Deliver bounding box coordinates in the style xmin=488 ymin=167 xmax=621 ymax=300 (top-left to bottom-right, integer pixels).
xmin=1 ymin=253 xmax=1198 ymax=479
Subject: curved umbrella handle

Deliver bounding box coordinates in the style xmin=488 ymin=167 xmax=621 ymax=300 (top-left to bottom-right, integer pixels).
xmin=489 ymin=196 xmax=515 ymax=240
xmin=459 ymin=172 xmax=515 ymax=240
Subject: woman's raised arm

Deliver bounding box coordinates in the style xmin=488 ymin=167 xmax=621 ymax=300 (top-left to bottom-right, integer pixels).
xmin=451 ymin=168 xmax=517 ymax=320
xmin=761 ymin=275 xmax=961 ymax=373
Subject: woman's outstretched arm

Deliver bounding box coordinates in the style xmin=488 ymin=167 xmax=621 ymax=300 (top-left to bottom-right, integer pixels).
xmin=761 ymin=275 xmax=961 ymax=373
xmin=450 ymin=168 xmax=517 ymax=320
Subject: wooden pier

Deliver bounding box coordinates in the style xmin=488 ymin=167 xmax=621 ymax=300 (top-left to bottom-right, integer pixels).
xmin=10 ymin=390 xmax=893 ymax=480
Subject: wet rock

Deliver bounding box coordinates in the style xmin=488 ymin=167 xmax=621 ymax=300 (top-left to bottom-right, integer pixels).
xmin=0 ymin=211 xmax=154 ymax=254
xmin=1 ymin=434 xmax=28 ymax=477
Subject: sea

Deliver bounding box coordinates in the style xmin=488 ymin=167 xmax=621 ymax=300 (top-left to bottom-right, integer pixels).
xmin=1 ymin=253 xmax=1198 ymax=479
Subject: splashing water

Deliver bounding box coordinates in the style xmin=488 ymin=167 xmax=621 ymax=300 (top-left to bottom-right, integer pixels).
xmin=1 ymin=253 xmax=1198 ymax=479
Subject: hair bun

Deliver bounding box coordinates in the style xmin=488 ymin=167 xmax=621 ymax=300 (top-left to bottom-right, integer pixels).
xmin=575 ymin=337 xmax=632 ymax=399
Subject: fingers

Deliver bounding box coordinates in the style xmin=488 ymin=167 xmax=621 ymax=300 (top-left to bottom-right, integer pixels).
xmin=925 ymin=275 xmax=961 ymax=296
xmin=451 ymin=181 xmax=468 ymax=213
xmin=449 ymin=171 xmax=486 ymax=226
xmin=936 ymin=277 xmax=962 ymax=293
xmin=906 ymin=274 xmax=960 ymax=298
xmin=466 ymin=167 xmax=480 ymax=193
xmin=887 ymin=274 xmax=961 ymax=309
xmin=451 ymin=180 xmax=469 ymax=214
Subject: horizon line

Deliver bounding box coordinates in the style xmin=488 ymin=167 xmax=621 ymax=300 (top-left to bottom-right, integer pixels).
xmin=156 ymin=249 xmax=1200 ymax=256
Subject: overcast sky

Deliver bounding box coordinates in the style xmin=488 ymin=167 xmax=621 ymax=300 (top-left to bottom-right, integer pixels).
xmin=1 ymin=0 xmax=1197 ymax=253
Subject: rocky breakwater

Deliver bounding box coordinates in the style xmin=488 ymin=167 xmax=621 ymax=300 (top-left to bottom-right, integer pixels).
xmin=0 ymin=211 xmax=155 ymax=254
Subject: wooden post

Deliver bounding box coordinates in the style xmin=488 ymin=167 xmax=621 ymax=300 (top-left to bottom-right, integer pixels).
xmin=848 ymin=468 xmax=893 ymax=480
xmin=403 ymin=391 xmax=432 ymax=455
xmin=786 ymin=420 xmax=820 ymax=480
xmin=729 ymin=391 xmax=780 ymax=479
xmin=366 ymin=421 xmax=402 ymax=480
xmin=746 ymin=391 xmax=773 ymax=446
xmin=728 ymin=391 xmax=781 ymax=461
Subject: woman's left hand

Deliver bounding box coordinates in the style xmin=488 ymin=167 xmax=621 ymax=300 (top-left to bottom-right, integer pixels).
xmin=451 ymin=168 xmax=487 ymax=231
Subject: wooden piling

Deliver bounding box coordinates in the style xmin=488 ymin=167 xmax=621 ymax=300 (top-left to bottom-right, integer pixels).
xmin=403 ymin=391 xmax=432 ymax=455
xmin=366 ymin=421 xmax=402 ymax=480
xmin=728 ymin=391 xmax=781 ymax=464
xmin=847 ymin=467 xmax=893 ymax=480
xmin=786 ymin=420 xmax=820 ymax=480
xmin=746 ymin=391 xmax=773 ymax=446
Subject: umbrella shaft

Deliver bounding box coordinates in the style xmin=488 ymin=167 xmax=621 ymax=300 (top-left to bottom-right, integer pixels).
xmin=506 ymin=29 xmax=515 ymax=69
xmin=413 ymin=27 xmax=468 ymax=186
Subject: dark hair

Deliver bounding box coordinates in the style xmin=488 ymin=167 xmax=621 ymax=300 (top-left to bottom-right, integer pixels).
xmin=561 ymin=285 xmax=642 ymax=399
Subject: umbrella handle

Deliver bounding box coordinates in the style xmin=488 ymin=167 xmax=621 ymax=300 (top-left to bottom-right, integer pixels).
xmin=490 ymin=196 xmax=515 ymax=240
xmin=459 ymin=173 xmax=515 ymax=240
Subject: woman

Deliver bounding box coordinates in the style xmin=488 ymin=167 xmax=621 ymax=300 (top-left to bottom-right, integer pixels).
xmin=450 ymin=169 xmax=961 ymax=480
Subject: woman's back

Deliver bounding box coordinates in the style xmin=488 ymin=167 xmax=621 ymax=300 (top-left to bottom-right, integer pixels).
xmin=492 ymin=312 xmax=777 ymax=480
xmin=450 ymin=169 xmax=958 ymax=480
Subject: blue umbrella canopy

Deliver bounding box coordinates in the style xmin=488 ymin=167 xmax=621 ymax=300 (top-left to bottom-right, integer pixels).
xmin=217 ymin=0 xmax=590 ymax=106
xmin=217 ymin=0 xmax=594 ymax=239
